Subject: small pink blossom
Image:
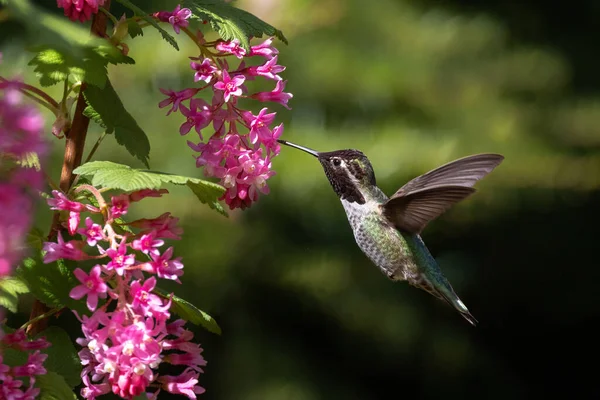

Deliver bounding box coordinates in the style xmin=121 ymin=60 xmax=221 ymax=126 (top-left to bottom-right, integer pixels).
xmin=129 ymin=213 xmax=183 ymax=240
xmin=216 ymin=39 xmax=246 ymax=59
xmin=47 ymin=190 xmax=86 ymax=212
xmin=57 ymin=0 xmax=106 ymax=22
xmin=159 ymin=88 xmax=199 ymax=115
xmin=190 ymin=58 xmax=218 ymax=83
xmin=159 ymin=369 xmax=206 ymax=399
xmin=70 ymin=266 xmax=108 ymax=311
xmin=243 ymin=108 xmax=276 ymax=145
xmin=179 ymin=98 xmax=212 ymax=137
xmin=129 ymin=189 xmax=169 ymax=202
xmin=129 ymin=277 xmax=166 ymax=318
xmin=213 ymin=70 xmax=245 ymax=102
xmin=155 ymin=5 xmax=192 ymax=34
xmin=105 ymin=240 xmax=135 ymax=276
xmin=249 ymin=37 xmax=279 ymax=59
xmin=247 ymin=56 xmax=286 ymax=80
xmin=168 ymin=5 xmax=192 ymax=34
xmin=110 ymin=194 xmax=129 ymax=219
xmin=77 ymin=217 xmax=104 ymax=246
xmin=132 ymin=232 xmax=164 ymax=256
xmin=147 ymin=247 xmax=184 ymax=281
xmin=42 ymin=233 xmax=87 ymax=263
xmin=12 ymin=351 xmax=48 ymax=377
xmin=250 ymin=79 xmax=293 ymax=109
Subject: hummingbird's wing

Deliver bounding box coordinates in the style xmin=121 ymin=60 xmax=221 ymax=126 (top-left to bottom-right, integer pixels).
xmin=382 ymin=154 xmax=504 ymax=234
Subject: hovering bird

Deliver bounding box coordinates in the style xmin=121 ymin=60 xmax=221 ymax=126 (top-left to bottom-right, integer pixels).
xmin=277 ymin=139 xmax=504 ymax=326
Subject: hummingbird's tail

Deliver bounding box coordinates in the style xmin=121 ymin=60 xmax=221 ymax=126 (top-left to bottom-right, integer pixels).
xmin=415 ymin=275 xmax=479 ymax=326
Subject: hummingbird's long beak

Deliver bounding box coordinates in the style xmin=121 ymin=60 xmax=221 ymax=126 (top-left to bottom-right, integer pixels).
xmin=277 ymin=139 xmax=319 ymax=157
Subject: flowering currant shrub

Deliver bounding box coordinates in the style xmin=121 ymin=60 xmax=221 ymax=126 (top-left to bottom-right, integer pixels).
xmin=0 ymin=0 xmax=290 ymax=398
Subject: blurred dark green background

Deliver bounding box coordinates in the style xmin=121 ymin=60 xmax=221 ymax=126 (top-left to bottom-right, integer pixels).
xmin=2 ymin=0 xmax=600 ymax=398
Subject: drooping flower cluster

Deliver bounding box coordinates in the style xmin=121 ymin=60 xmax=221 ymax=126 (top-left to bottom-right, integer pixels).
xmin=56 ymin=0 xmax=107 ymax=23
xmin=42 ymin=187 xmax=206 ymax=399
xmin=155 ymin=6 xmax=292 ymax=210
xmin=0 ymin=330 xmax=50 ymax=399
xmin=0 ymin=69 xmax=46 ymax=289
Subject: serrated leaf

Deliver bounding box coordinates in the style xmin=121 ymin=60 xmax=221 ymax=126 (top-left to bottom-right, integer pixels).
xmin=184 ymin=0 xmax=287 ymax=50
xmin=187 ymin=181 xmax=227 ymax=216
xmin=155 ymin=287 xmax=222 ymax=335
xmin=116 ymin=0 xmax=179 ymax=50
xmin=127 ymin=19 xmax=144 ymax=39
xmin=26 ymin=227 xmax=46 ymax=250
xmin=13 ymin=0 xmax=135 ymax=89
xmin=36 ymin=371 xmax=78 ymax=400
xmin=28 ymin=45 xmax=133 ymax=88
xmin=73 ymin=161 xmax=227 ymax=214
xmin=16 ymin=257 xmax=88 ymax=316
xmin=35 ymin=327 xmax=81 ymax=388
xmin=0 ymin=276 xmax=30 ymax=313
xmin=83 ymin=80 xmax=150 ymax=167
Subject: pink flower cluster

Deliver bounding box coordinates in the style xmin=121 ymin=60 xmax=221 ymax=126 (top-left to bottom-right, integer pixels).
xmin=56 ymin=0 xmax=107 ymax=22
xmin=42 ymin=187 xmax=206 ymax=399
xmin=156 ymin=6 xmax=292 ymax=210
xmin=0 ymin=330 xmax=50 ymax=399
xmin=0 ymin=76 xmax=46 ymax=282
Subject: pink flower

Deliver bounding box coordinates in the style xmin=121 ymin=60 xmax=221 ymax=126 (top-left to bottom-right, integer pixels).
xmin=132 ymin=232 xmax=164 ymax=256
xmin=56 ymin=0 xmax=106 ymax=22
xmin=216 ymin=39 xmax=246 ymax=59
xmin=168 ymin=5 xmax=192 ymax=34
xmin=12 ymin=351 xmax=48 ymax=377
xmin=247 ymin=56 xmax=286 ymax=80
xmin=47 ymin=190 xmax=86 ymax=212
xmin=250 ymin=79 xmax=293 ymax=109
xmin=213 ymin=70 xmax=245 ymax=102
xmin=249 ymin=37 xmax=279 ymax=59
xmin=129 ymin=189 xmax=168 ymax=202
xmin=159 ymin=369 xmax=206 ymax=399
xmin=70 ymin=266 xmax=108 ymax=311
xmin=110 ymin=194 xmax=129 ymax=219
xmin=179 ymin=98 xmax=212 ymax=137
xmin=129 ymin=213 xmax=183 ymax=240
xmin=129 ymin=277 xmax=166 ymax=317
xmin=42 ymin=233 xmax=87 ymax=263
xmin=78 ymin=217 xmax=104 ymax=246
xmin=190 ymin=58 xmax=217 ymax=83
xmin=243 ymin=108 xmax=276 ymax=145
xmin=147 ymin=247 xmax=184 ymax=281
xmin=159 ymin=88 xmax=199 ymax=115
xmin=105 ymin=240 xmax=135 ymax=276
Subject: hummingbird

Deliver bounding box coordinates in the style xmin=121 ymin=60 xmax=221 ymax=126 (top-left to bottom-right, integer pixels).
xmin=277 ymin=139 xmax=504 ymax=326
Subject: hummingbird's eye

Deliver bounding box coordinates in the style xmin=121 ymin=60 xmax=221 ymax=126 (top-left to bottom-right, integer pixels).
xmin=332 ymin=158 xmax=342 ymax=167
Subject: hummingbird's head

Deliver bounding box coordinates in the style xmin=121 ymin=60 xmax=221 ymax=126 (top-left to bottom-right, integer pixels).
xmin=277 ymin=140 xmax=376 ymax=204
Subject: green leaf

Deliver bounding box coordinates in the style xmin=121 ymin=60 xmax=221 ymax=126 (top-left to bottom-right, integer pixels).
xmin=83 ymin=79 xmax=151 ymax=167
xmin=116 ymin=0 xmax=179 ymax=50
xmin=26 ymin=227 xmax=46 ymax=250
xmin=0 ymin=276 xmax=29 ymax=313
xmin=27 ymin=45 xmax=134 ymax=88
xmin=10 ymin=0 xmax=134 ymax=88
xmin=127 ymin=19 xmax=144 ymax=39
xmin=187 ymin=181 xmax=227 ymax=216
xmin=36 ymin=327 xmax=81 ymax=388
xmin=73 ymin=161 xmax=227 ymax=214
xmin=184 ymin=0 xmax=288 ymax=50
xmin=36 ymin=371 xmax=78 ymax=400
xmin=155 ymin=287 xmax=222 ymax=334
xmin=16 ymin=257 xmax=88 ymax=316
